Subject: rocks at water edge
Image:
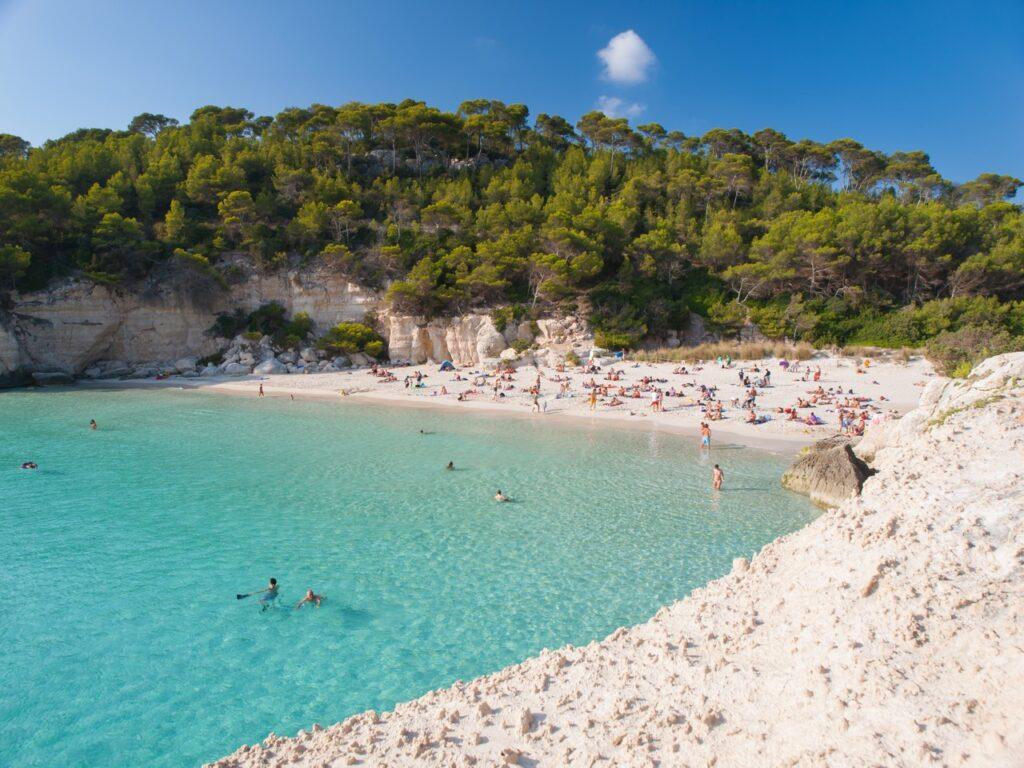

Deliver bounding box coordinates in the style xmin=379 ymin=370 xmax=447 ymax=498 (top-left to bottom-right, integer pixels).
xmin=781 ymin=435 xmax=874 ymax=508
xmin=253 ymin=358 xmax=287 ymax=375
xmin=31 ymin=371 xmax=75 ymax=386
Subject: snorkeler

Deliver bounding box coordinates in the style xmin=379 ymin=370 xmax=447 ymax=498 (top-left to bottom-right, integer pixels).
xmin=255 ymin=578 xmax=279 ymax=610
xmin=295 ymin=589 xmax=324 ymax=609
xmin=20 ymin=461 xmax=37 ymax=470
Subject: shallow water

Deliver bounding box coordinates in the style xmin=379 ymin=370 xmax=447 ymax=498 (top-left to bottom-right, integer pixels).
xmin=0 ymin=388 xmax=815 ymax=767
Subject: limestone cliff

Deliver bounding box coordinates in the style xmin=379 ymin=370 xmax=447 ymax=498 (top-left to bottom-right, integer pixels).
xmin=0 ymin=262 xmax=592 ymax=384
xmin=0 ymin=262 xmax=379 ymax=379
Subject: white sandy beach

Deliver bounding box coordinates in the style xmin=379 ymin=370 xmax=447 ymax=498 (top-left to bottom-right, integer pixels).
xmin=206 ymin=353 xmax=1024 ymax=767
xmin=86 ymin=353 xmax=935 ymax=454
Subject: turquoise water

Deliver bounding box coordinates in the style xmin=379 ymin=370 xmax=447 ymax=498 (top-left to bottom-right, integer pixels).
xmin=0 ymin=388 xmax=815 ymax=767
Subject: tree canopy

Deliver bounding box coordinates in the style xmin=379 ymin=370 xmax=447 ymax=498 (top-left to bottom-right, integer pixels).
xmin=1 ymin=101 xmax=1022 ymax=348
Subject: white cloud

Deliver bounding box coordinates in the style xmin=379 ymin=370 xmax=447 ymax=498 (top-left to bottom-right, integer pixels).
xmin=597 ymin=95 xmax=645 ymax=120
xmin=597 ymin=30 xmax=656 ymax=84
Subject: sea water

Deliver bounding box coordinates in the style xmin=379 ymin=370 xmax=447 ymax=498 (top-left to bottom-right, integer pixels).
xmin=0 ymin=388 xmax=816 ymax=767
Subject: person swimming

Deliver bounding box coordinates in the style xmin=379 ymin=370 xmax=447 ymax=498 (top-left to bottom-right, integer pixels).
xmin=446 ymin=461 xmax=454 ymax=470
xmin=89 ymin=419 xmax=98 ymax=430
xmin=295 ymin=588 xmax=324 ymax=609
xmin=256 ymin=578 xmax=279 ymax=610
xmin=20 ymin=461 xmax=37 ymax=470
xmin=494 ymin=490 xmax=509 ymax=502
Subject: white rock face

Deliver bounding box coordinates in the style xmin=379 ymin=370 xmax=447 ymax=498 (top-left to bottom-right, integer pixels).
xmin=175 ymin=357 xmax=199 ymax=374
xmin=253 ymin=358 xmax=286 ymax=375
xmin=221 ymin=363 xmax=251 ymax=375
xmin=381 ymin=312 xmax=545 ymax=366
xmin=0 ymin=260 xmax=380 ymax=378
xmin=211 ymin=353 xmax=1024 ymax=768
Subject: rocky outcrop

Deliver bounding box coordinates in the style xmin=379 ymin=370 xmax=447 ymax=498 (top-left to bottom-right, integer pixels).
xmin=0 ymin=260 xmax=380 ymax=382
xmin=781 ymin=435 xmax=875 ymax=508
xmin=379 ymin=311 xmax=592 ymax=367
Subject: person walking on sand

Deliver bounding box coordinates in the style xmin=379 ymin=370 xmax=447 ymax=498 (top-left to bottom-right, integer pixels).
xmin=589 ymin=389 xmax=598 ymax=411
xmin=258 ymin=383 xmax=264 ymax=397
xmin=712 ymin=464 xmax=725 ymax=490
xmin=532 ymin=394 xmax=541 ymax=413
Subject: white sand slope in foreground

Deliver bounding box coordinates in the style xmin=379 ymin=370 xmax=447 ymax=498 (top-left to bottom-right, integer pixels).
xmin=210 ymin=354 xmax=1024 ymax=768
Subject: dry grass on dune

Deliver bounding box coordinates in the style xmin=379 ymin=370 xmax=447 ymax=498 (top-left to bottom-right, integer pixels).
xmin=632 ymin=341 xmax=815 ymax=363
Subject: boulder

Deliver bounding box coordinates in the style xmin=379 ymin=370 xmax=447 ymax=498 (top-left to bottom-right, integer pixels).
xmin=332 ymin=356 xmax=351 ymax=369
xmin=32 ymin=371 xmax=75 ymax=386
xmin=349 ymin=352 xmax=370 ymax=367
xmin=499 ymin=347 xmax=518 ymax=362
xmin=200 ymin=365 xmax=221 ymax=377
xmin=175 ymin=357 xmax=199 ymax=374
xmin=278 ymin=350 xmax=298 ymax=365
xmin=238 ymin=352 xmax=256 ymax=366
xmin=781 ymin=436 xmax=874 ymax=508
xmin=222 ymin=362 xmax=251 ymax=375
xmin=300 ymin=347 xmax=318 ymax=363
xmin=253 ymin=358 xmax=287 ymax=375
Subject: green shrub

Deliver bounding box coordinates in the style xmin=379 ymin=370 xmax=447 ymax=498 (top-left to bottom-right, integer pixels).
xmin=491 ymin=305 xmax=526 ymax=333
xmin=595 ymin=329 xmax=640 ymax=350
xmin=317 ymin=321 xmax=386 ymax=357
xmin=242 ymin=330 xmax=262 ymax=341
xmin=924 ymin=325 xmax=1022 ymax=376
xmin=510 ymin=338 xmax=532 ymax=353
xmin=565 ymin=350 xmax=581 ymax=365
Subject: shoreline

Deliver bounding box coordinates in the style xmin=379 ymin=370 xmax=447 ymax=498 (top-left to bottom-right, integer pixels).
xmin=208 ymin=354 xmax=1024 ymax=767
xmin=69 ymin=352 xmax=935 ymax=457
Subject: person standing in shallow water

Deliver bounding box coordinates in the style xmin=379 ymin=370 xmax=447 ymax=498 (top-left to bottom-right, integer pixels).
xmin=712 ymin=464 xmax=725 ymax=490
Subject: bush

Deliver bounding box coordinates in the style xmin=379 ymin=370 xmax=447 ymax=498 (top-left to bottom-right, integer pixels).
xmin=491 ymin=304 xmax=527 ymax=333
xmin=632 ymin=341 xmax=815 ymax=363
xmin=242 ymin=330 xmax=262 ymax=341
xmin=510 ymin=338 xmax=532 ymax=353
xmin=595 ymin=329 xmax=640 ymax=350
xmin=565 ymin=350 xmax=581 ymax=366
xmin=317 ymin=321 xmax=386 ymax=356
xmin=924 ymin=325 xmax=1022 ymax=376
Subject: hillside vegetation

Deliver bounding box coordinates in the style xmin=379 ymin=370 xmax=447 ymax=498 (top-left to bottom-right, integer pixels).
xmin=1 ymin=101 xmax=1022 ymax=363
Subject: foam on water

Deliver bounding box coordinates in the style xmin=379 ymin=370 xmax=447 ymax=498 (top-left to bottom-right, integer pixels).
xmin=0 ymin=388 xmax=815 ymax=767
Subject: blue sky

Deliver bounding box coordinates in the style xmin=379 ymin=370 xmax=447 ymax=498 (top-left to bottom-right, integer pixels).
xmin=1 ymin=0 xmax=1021 ymax=187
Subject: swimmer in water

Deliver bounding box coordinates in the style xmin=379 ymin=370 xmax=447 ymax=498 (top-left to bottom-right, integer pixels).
xmin=255 ymin=578 xmax=279 ymax=610
xmin=446 ymin=461 xmax=454 ymax=471
xmin=295 ymin=589 xmax=324 ymax=609
xmin=89 ymin=419 xmax=98 ymax=430
xmin=494 ymin=490 xmax=509 ymax=502
xmin=20 ymin=461 xmax=38 ymax=470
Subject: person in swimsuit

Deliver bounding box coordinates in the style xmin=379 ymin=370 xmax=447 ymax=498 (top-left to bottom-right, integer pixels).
xmin=494 ymin=490 xmax=509 ymax=502
xmin=700 ymin=423 xmax=712 ymax=449
xmin=89 ymin=419 xmax=98 ymax=430
xmin=446 ymin=461 xmax=454 ymax=470
xmin=295 ymin=589 xmax=324 ymax=609
xmin=712 ymin=464 xmax=725 ymax=490
xmin=256 ymin=578 xmax=279 ymax=610
xmin=20 ymin=461 xmax=37 ymax=470
xmin=258 ymin=383 xmax=264 ymax=397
